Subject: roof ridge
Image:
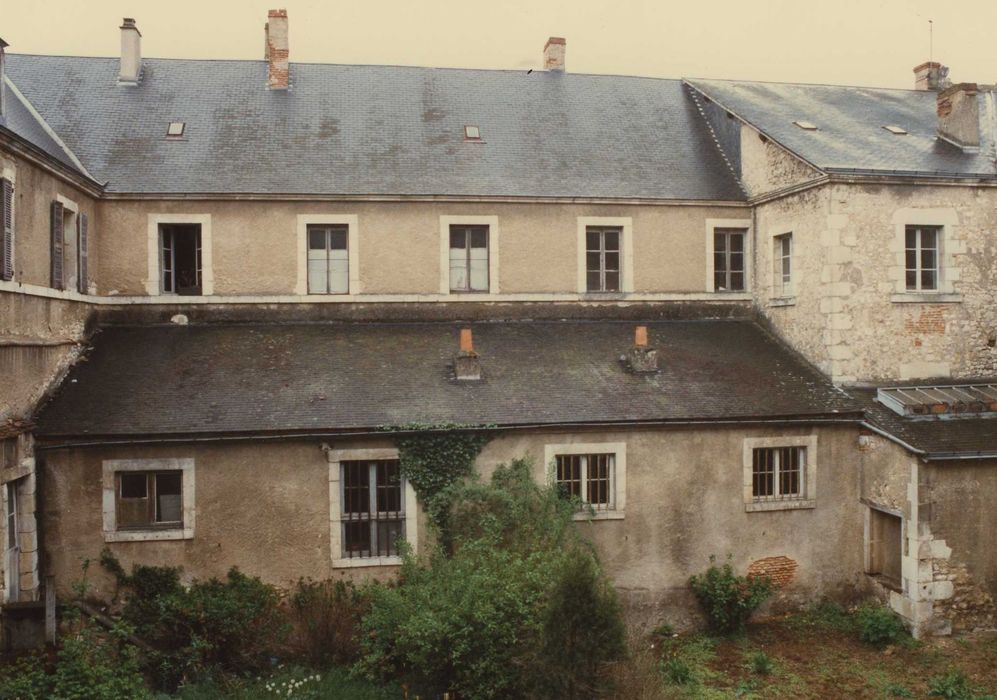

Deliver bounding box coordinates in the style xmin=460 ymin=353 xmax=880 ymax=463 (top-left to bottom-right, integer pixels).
xmin=687 ymin=76 xmax=930 ymax=93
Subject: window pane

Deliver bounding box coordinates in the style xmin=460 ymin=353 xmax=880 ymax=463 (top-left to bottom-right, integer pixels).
xmin=586 ymin=270 xmax=602 ymax=292
xmin=781 ymin=236 xmax=792 ymax=257
xmin=905 ymin=228 xmax=917 ymax=249
xmin=603 ymin=230 xmax=619 ymax=251
xmin=752 ymin=449 xmax=774 ymax=498
xmin=375 ymin=461 xmax=402 ymax=513
xmin=375 ymin=519 xmax=404 ymax=557
xmin=309 ymin=229 xmax=327 ymax=250
xmin=155 ymin=472 xmax=182 ymax=523
xmin=328 ymin=266 xmax=349 ymax=294
xmin=604 ymin=271 xmax=620 ymax=292
xmin=586 ymin=230 xmax=601 ymax=251
xmin=450 ymin=229 xmax=467 ymax=249
xmin=921 ymin=269 xmax=937 ymax=290
xmin=920 ymin=249 xmax=936 ymax=272
xmin=342 ymin=462 xmax=370 ymax=516
xmin=470 ymin=228 xmax=487 ymax=249
xmin=469 ymin=260 xmax=488 ymax=291
xmin=329 ymin=229 xmax=348 ymax=250
xmin=450 ymin=264 xmax=468 ymax=291
xmin=906 ymin=270 xmax=917 ymax=289
xmin=714 ymin=252 xmax=727 ymax=274
xmin=586 ymin=454 xmax=613 ymax=508
xmin=120 ymin=473 xmax=148 ymax=499
xmin=714 ymin=232 xmax=726 ymax=253
xmin=308 ymin=259 xmax=327 ymax=294
xmin=729 ymin=272 xmax=744 ymax=291
xmin=604 ymin=252 xmax=619 ymax=272
xmin=343 ymin=520 xmax=370 ymax=557
xmin=586 ymin=252 xmax=602 ymax=272
xmin=556 ymin=455 xmax=582 ymax=499
xmin=921 ymin=229 xmax=938 ymax=251
xmin=714 ymin=270 xmax=727 ymax=291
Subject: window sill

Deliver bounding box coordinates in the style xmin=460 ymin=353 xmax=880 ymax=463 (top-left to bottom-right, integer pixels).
xmin=333 ymin=556 xmax=403 ymax=569
xmin=103 ymin=528 xmax=193 ymax=543
xmin=768 ymin=296 xmax=797 ymax=308
xmin=745 ymin=499 xmax=815 ymax=513
xmin=890 ymin=292 xmax=961 ymax=304
xmin=572 ymin=510 xmax=625 ymax=521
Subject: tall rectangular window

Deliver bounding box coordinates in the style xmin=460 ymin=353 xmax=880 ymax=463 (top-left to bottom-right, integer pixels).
xmin=714 ymin=228 xmax=746 ymax=292
xmin=115 ymin=471 xmax=183 ymax=529
xmin=161 ymin=224 xmax=202 ymax=295
xmin=341 ymin=460 xmax=405 ymax=559
xmin=307 ymin=224 xmax=350 ymax=294
xmin=752 ymin=447 xmax=805 ymax=501
xmin=449 ymin=225 xmax=489 ymax=292
xmin=585 ymin=227 xmax=620 ymax=292
xmin=775 ymin=233 xmax=792 ymax=296
xmin=905 ymin=225 xmax=940 ymax=292
xmin=555 ymin=453 xmax=615 ymax=510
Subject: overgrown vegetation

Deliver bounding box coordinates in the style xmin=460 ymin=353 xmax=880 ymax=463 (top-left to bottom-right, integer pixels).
xmin=356 ymin=458 xmax=626 ymax=699
xmin=288 ymin=578 xmax=374 ymax=668
xmin=688 ymin=555 xmax=774 ymax=634
xmin=855 ymin=601 xmax=910 ymax=648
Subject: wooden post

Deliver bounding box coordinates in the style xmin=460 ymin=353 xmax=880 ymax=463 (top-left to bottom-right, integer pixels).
xmin=44 ymin=575 xmax=55 ymax=645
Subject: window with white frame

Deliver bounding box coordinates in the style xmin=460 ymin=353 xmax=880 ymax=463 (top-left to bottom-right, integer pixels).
xmin=905 ymin=225 xmax=940 ymax=292
xmin=340 ymin=460 xmax=406 ymax=559
xmin=713 ymin=228 xmax=746 ymax=292
xmin=308 ymin=224 xmax=350 ymax=294
xmin=585 ymin=227 xmax=621 ymax=293
xmin=774 ymin=233 xmax=793 ymax=296
xmin=102 ymin=458 xmax=195 ymax=542
xmin=545 ymin=442 xmax=626 ymax=518
xmin=742 ymin=436 xmax=816 ymax=512
xmin=449 ymin=225 xmax=489 ymax=292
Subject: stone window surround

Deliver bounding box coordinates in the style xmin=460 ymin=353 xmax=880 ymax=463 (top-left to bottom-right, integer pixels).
xmin=576 ymin=217 xmax=634 ymax=295
xmin=102 ymin=458 xmax=196 ymax=542
xmin=705 ymin=218 xmax=753 ymax=293
xmin=862 ymin=500 xmax=906 ymax=593
xmin=439 ymin=215 xmax=500 ymax=295
xmin=770 ymin=226 xmax=796 ymax=304
xmin=889 ymin=208 xmax=961 ymax=303
xmin=325 ymin=447 xmax=419 ymax=568
xmin=295 ymin=214 xmax=361 ymax=296
xmin=543 ymin=441 xmax=627 ymax=520
xmin=742 ymin=435 xmax=817 ymax=512
xmin=145 ymin=214 xmax=214 ymax=296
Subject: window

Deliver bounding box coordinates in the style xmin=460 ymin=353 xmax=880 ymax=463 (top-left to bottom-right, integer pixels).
xmin=307 ymin=224 xmax=350 ymax=294
xmin=115 ymin=471 xmax=183 ymax=529
xmin=555 ymin=453 xmax=615 ymax=510
xmin=1 ymin=177 xmax=13 ymax=282
xmin=866 ymin=507 xmax=903 ymax=590
xmin=751 ymin=447 xmax=805 ymax=501
xmin=166 ymin=121 xmax=185 ymax=137
xmin=713 ymin=228 xmax=746 ymax=292
xmin=449 ymin=225 xmax=489 ymax=292
xmin=161 ymin=224 xmax=202 ymax=295
xmin=464 ymin=125 xmax=481 ymax=140
xmin=905 ymin=225 xmax=940 ymax=292
xmin=340 ymin=460 xmax=405 ymax=559
xmin=585 ymin=227 xmax=621 ymax=292
xmin=775 ymin=233 xmax=792 ymax=296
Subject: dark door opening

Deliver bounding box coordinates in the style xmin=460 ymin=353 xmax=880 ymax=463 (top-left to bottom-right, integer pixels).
xmin=161 ymin=224 xmax=202 ymax=295
xmin=867 ymin=507 xmax=903 ymax=590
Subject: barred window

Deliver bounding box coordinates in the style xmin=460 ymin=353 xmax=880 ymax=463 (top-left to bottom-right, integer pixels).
xmin=752 ymin=447 xmax=805 ymax=501
xmin=555 ymin=453 xmax=615 ymax=510
xmin=713 ymin=228 xmax=746 ymax=292
xmin=341 ymin=460 xmax=405 ymax=559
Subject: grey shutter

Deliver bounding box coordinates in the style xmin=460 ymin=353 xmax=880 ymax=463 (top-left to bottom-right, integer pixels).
xmin=77 ymin=212 xmax=88 ymax=294
xmin=50 ymin=200 xmax=63 ymax=289
xmin=0 ymin=179 xmax=12 ymax=281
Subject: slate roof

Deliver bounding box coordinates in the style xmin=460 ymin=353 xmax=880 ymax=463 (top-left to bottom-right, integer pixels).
xmin=0 ymin=78 xmax=85 ymax=174
xmin=689 ymin=79 xmax=997 ymax=178
xmin=4 ymin=55 xmax=744 ymax=200
xmin=852 ymin=387 xmax=997 ymax=459
xmin=35 ymin=320 xmax=857 ymax=439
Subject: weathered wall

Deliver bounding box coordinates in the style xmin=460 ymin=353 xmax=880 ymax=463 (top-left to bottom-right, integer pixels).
xmin=95 ymin=199 xmax=744 ymax=296
xmin=756 ymin=182 xmax=997 ymax=382
xmin=739 ymin=124 xmax=822 ymax=198
xmin=41 ymin=424 xmax=864 ymax=628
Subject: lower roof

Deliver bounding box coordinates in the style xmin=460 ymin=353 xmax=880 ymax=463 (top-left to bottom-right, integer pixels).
xmin=35 ymin=319 xmax=856 ymax=440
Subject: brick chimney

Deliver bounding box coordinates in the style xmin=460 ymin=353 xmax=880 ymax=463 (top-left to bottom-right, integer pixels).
xmin=914 ymin=61 xmax=950 ymax=91
xmin=266 ymin=9 xmax=289 ymax=90
xmin=118 ymin=18 xmax=142 ymax=85
xmin=627 ymin=326 xmax=658 ymax=374
xmin=936 ymin=83 xmax=980 ymax=151
xmin=543 ymin=37 xmax=566 ymax=72
xmin=454 ymin=328 xmax=481 ymax=381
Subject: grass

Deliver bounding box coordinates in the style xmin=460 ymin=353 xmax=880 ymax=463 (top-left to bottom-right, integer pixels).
xmin=168 ymin=666 xmax=403 ymax=700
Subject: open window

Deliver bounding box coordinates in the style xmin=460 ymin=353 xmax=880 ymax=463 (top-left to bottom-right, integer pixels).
xmin=116 ymin=471 xmax=183 ymax=529
xmin=160 ymin=224 xmax=202 ymax=295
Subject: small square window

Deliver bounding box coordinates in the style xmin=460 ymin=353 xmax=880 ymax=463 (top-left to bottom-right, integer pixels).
xmin=464 ymin=125 xmax=481 ymax=140
xmin=167 ymin=122 xmax=185 ymax=137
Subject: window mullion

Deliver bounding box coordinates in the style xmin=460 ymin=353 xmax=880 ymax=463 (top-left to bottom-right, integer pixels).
xmin=773 ymin=449 xmax=782 ymax=498
xmin=368 ymin=462 xmax=378 ymax=556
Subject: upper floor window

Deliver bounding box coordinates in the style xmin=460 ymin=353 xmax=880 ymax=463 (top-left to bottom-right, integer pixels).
xmin=752 ymin=447 xmax=805 ymax=501
xmin=449 ymin=225 xmax=489 ymax=293
xmin=308 ymin=224 xmax=350 ymax=294
xmin=160 ymin=224 xmax=202 ymax=295
xmin=116 ymin=471 xmax=183 ymax=530
xmin=713 ymin=228 xmax=746 ymax=292
xmin=585 ymin=227 xmax=621 ymax=293
xmin=340 ymin=460 xmax=405 ymax=559
xmin=1 ymin=178 xmax=13 ymax=282
xmin=905 ymin=225 xmax=940 ymax=292
xmin=775 ymin=233 xmax=793 ymax=296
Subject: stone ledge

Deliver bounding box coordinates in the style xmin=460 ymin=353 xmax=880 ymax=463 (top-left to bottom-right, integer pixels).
xmin=768 ymin=296 xmax=797 ymax=308
xmin=890 ymin=293 xmax=962 ymax=304
xmin=745 ymin=499 xmax=815 ymax=513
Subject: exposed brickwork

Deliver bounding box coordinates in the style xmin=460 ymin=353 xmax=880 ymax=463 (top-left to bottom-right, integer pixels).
xmin=747 ymin=556 xmax=798 ymax=588
xmin=904 ymin=306 xmax=947 ymax=335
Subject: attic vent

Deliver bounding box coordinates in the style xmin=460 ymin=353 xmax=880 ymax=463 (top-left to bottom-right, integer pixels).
xmin=877 ymin=384 xmax=997 ymax=418
xmin=166 ymin=121 xmax=185 ymax=138
xmin=464 ymin=125 xmax=481 ymax=140
xmin=884 ymin=125 xmax=908 ymax=135
xmin=793 ymin=120 xmax=818 ymax=131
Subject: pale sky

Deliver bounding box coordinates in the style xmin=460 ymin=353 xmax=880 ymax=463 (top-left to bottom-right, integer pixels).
xmin=3 ymin=0 xmax=996 ymax=89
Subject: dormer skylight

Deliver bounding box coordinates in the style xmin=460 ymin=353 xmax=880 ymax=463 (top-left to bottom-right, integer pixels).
xmin=464 ymin=125 xmax=481 ymax=140
xmin=793 ymin=120 xmax=818 ymax=131
xmin=883 ymin=125 xmax=908 ymax=135
xmin=877 ymin=385 xmax=997 ymax=418
xmin=166 ymin=121 xmax=185 ymax=138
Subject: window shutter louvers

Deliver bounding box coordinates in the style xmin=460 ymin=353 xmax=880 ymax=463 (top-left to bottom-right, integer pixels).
xmin=0 ymin=179 xmax=12 ymax=281
xmin=78 ymin=212 xmax=88 ymax=294
xmin=50 ymin=200 xmax=63 ymax=289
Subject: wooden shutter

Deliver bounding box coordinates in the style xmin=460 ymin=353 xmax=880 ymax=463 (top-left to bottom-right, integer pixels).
xmin=50 ymin=200 xmax=64 ymax=289
xmin=0 ymin=178 xmax=12 ymax=281
xmin=77 ymin=212 xmax=88 ymax=294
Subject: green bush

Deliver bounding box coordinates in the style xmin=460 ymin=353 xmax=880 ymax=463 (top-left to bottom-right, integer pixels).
xmin=927 ymin=670 xmax=974 ymax=700
xmin=688 ymin=556 xmax=774 ymax=634
xmin=357 ymin=458 xmax=625 ymax=699
xmin=855 ymin=602 xmax=908 ymax=648
xmin=289 ymin=578 xmax=374 ymax=667
xmin=661 ymin=657 xmax=693 ymax=685
xmin=748 ymin=650 xmax=774 ymax=676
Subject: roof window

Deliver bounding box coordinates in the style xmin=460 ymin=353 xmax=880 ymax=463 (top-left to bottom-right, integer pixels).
xmin=793 ymin=120 xmax=818 ymax=131
xmin=464 ymin=125 xmax=481 ymax=141
xmin=877 ymin=385 xmax=997 ymax=418
xmin=883 ymin=125 xmax=908 ymax=135
xmin=166 ymin=122 xmax=186 ymax=138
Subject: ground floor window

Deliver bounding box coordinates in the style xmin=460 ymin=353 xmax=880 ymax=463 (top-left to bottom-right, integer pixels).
xmin=751 ymin=446 xmax=805 ymax=501
xmin=867 ymin=507 xmax=903 ymax=590
xmin=160 ymin=224 xmax=202 ymax=295
xmin=555 ymin=453 xmax=615 ymax=510
xmin=341 ymin=460 xmax=405 ymax=559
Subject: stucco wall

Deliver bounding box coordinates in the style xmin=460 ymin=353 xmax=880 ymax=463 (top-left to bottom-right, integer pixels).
xmin=41 ymin=424 xmax=864 ymax=627
xmin=94 ymin=200 xmax=744 ymax=297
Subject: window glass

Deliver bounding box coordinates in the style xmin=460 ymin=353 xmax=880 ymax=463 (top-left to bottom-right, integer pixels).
xmin=449 ymin=226 xmax=489 ymax=292
xmin=341 ymin=460 xmax=405 ymax=559
xmin=714 ymin=229 xmax=746 ymax=292
xmin=155 ymin=472 xmax=182 ymax=523
xmin=307 ymin=225 xmax=350 ymax=294
xmin=120 ymin=473 xmax=148 ymax=499
xmin=905 ymin=225 xmax=941 ymax=292
xmin=585 ymin=227 xmax=622 ymax=292
xmin=555 ymin=453 xmax=615 ymax=510
xmin=752 ymin=447 xmax=805 ymax=500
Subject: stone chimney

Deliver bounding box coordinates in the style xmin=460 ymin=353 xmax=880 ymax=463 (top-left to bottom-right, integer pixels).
xmin=543 ymin=37 xmax=566 ymax=72
xmin=266 ymin=9 xmax=289 ymax=90
xmin=627 ymin=326 xmax=658 ymax=374
xmin=118 ymin=18 xmax=142 ymax=85
xmin=913 ymin=61 xmax=950 ymax=91
xmin=936 ymin=83 xmax=980 ymax=151
xmin=454 ymin=328 xmax=481 ymax=381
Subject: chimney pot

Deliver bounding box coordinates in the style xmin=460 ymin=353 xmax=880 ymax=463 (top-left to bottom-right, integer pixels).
xmin=460 ymin=328 xmax=474 ymax=354
xmin=936 ymin=83 xmax=980 ymax=151
xmin=266 ymin=9 xmax=290 ymax=90
xmin=118 ymin=17 xmax=142 ymax=85
xmin=543 ymin=36 xmax=566 ymax=72
xmin=627 ymin=327 xmax=658 ymax=373
xmin=635 ymin=325 xmax=648 ymax=348
xmin=913 ymin=61 xmax=949 ymax=91
xmin=455 ymin=328 xmax=481 ymax=381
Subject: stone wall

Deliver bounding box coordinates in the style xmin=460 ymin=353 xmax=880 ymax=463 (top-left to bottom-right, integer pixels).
xmin=739 ymin=124 xmax=822 ymax=198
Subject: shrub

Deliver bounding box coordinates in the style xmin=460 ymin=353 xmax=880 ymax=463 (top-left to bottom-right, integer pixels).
xmin=927 ymin=670 xmax=974 ymax=700
xmin=855 ymin=602 xmax=908 ymax=648
xmin=289 ymin=578 xmax=374 ymax=667
xmin=661 ymin=657 xmax=692 ymax=685
xmin=688 ymin=556 xmax=774 ymax=635
xmin=748 ymin=650 xmax=775 ymax=676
